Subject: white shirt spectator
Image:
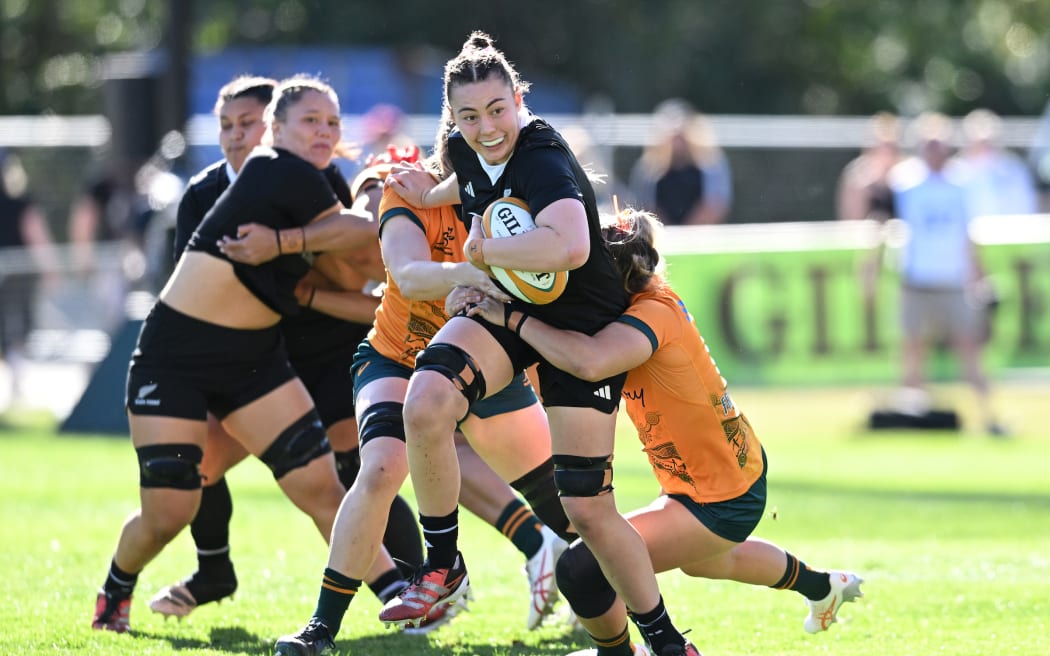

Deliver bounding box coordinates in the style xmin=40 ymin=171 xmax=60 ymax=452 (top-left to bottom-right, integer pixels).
xmin=950 ymin=150 xmax=1038 ymax=218
xmin=890 ymin=157 xmax=974 ymax=289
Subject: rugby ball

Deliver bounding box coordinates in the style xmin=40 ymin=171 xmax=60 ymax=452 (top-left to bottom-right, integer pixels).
xmin=480 ymin=197 xmax=568 ymax=305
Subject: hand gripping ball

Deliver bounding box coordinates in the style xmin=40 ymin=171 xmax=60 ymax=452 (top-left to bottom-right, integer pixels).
xmin=480 ymin=197 xmax=568 ymax=304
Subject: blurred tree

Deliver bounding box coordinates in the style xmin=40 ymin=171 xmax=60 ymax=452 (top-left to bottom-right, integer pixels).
xmin=1 ymin=0 xmax=1049 ymax=117
xmin=0 ymin=0 xmax=168 ymax=114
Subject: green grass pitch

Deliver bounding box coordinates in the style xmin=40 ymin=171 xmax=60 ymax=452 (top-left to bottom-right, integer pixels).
xmin=2 ymin=382 xmax=1047 ymax=655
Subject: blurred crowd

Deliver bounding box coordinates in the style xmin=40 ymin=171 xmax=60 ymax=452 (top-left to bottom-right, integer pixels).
xmin=835 ymin=108 xmax=1045 ymax=435
xmin=2 ymin=98 xmax=1048 ymax=417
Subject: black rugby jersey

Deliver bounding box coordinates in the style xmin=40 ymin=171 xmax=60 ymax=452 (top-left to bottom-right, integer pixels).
xmin=173 ymin=160 xmax=229 ymax=260
xmin=448 ymin=118 xmax=627 ymax=333
xmin=174 ymin=155 xmax=367 ymax=363
xmin=281 ymin=164 xmax=371 ymax=364
xmin=186 ymin=146 xmax=337 ymax=316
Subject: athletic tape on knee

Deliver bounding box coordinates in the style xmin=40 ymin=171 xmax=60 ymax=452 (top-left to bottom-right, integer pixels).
xmin=357 ymin=401 xmax=405 ymax=446
xmin=137 ymin=443 xmax=203 ymax=490
xmin=414 ymin=343 xmax=486 ymax=409
xmin=334 ymin=448 xmax=361 ymax=489
xmin=553 ymin=454 xmax=613 ymax=497
xmin=556 ymin=541 xmax=617 ymax=618
xmin=260 ymin=409 xmax=331 ymax=479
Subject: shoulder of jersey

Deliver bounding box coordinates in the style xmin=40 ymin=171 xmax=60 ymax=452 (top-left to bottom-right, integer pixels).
xmin=188 ymin=159 xmax=226 ymax=187
xmin=245 ymin=145 xmax=279 ymax=164
xmin=517 ymin=118 xmax=561 ymax=150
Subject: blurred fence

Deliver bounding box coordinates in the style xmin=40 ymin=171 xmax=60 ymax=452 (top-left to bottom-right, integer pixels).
xmin=6 ymin=112 xmax=1047 ymax=240
xmin=2 ymin=113 xmax=1047 ymax=417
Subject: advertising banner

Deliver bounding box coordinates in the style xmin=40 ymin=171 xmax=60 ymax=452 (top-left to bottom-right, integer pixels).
xmin=662 ymin=216 xmax=1050 ymax=386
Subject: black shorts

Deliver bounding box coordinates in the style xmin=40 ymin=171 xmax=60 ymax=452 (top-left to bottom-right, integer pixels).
xmin=463 ymin=315 xmax=625 ymax=415
xmin=294 ymin=356 xmax=355 ymax=428
xmin=283 ymin=307 xmax=370 ymax=368
xmin=126 ymin=302 xmax=296 ymax=421
xmin=351 ymin=340 xmax=538 ymax=419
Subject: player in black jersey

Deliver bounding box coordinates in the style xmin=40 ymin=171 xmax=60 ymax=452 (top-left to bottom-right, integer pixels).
xmin=379 ymin=32 xmax=697 ymax=656
xmin=90 ymin=75 xmax=381 ymax=634
xmin=145 ymin=76 xmax=424 ymax=623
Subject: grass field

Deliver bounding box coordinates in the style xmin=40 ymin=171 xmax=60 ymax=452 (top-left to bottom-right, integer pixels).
xmin=2 ymin=382 xmax=1048 ymax=655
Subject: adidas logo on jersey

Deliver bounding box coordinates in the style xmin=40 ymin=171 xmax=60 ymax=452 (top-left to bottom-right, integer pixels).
xmin=464 ymin=181 xmax=475 ymax=198
xmin=593 ymin=385 xmax=612 ymax=400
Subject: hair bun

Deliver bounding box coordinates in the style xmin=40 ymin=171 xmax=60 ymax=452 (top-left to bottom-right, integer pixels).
xmin=465 ymin=30 xmax=494 ymax=51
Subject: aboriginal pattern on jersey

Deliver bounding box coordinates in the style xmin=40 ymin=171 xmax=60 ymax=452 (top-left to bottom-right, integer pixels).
xmin=637 ymin=410 xmax=696 ymax=487
xmin=402 ymin=300 xmax=445 ymax=363
xmin=618 ymin=284 xmax=764 ymax=503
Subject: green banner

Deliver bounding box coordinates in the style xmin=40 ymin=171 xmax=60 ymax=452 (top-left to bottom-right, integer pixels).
xmin=662 ymin=218 xmax=1050 ymax=386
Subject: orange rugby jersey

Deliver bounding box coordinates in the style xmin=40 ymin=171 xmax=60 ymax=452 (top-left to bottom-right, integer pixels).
xmin=367 ymin=186 xmax=465 ymax=367
xmin=618 ymin=283 xmax=764 ymax=503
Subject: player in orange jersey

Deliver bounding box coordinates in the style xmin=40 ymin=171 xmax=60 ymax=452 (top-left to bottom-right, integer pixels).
xmin=458 ymin=208 xmax=864 ymax=656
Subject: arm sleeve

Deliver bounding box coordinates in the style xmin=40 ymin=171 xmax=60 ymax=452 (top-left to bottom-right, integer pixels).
xmin=173 ymin=187 xmax=203 ymax=261
xmin=378 ymin=186 xmax=426 ymax=239
xmin=617 ymin=294 xmax=682 ymax=353
xmin=516 ymin=146 xmax=584 ymax=216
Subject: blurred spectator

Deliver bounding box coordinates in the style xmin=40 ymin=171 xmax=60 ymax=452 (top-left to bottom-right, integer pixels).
xmin=836 ymin=112 xmax=902 ymax=222
xmin=628 ymin=98 xmax=732 ymax=225
xmin=952 ymin=108 xmax=1038 ymax=218
xmin=888 ymin=112 xmax=1005 ymax=436
xmin=341 ymin=103 xmax=412 ymax=180
xmin=560 ymin=123 xmax=623 ymax=212
xmin=1028 ymin=97 xmax=1050 ymax=211
xmin=67 ymin=156 xmax=151 ymax=269
xmin=0 ymin=149 xmax=58 ymax=402
xmin=65 ymin=154 xmax=165 ymax=331
xmin=362 ymin=103 xmax=411 ymax=151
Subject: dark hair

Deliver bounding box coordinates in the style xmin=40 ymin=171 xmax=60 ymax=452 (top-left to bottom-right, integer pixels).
xmin=442 ymin=31 xmax=530 ymax=109
xmin=427 ymin=104 xmax=457 ymax=177
xmin=601 ymin=208 xmax=665 ymax=295
xmin=265 ymin=74 xmax=339 ymax=125
xmin=214 ymin=75 xmax=277 ymax=114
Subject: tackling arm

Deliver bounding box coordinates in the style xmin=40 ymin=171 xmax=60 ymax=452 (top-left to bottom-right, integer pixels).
xmin=465 ymin=297 xmax=651 ymax=381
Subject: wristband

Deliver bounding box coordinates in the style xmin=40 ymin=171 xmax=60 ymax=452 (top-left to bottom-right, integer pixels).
xmin=276 ymin=229 xmax=283 ymax=255
xmin=505 ymin=307 xmax=529 ymax=336
xmin=514 ymin=312 xmax=528 ymax=337
xmin=300 ymin=226 xmax=307 ymax=253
